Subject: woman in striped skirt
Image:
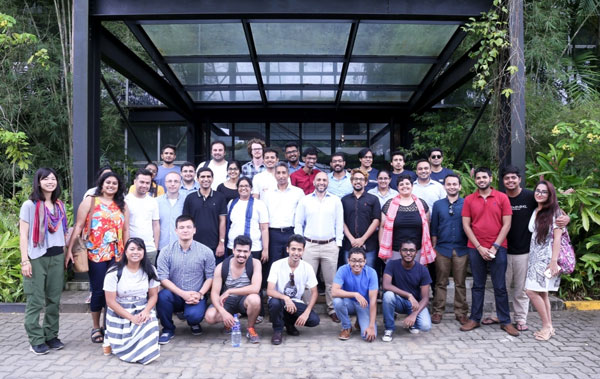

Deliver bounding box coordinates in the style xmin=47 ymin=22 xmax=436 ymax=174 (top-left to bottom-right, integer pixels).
xmin=103 ymin=237 xmax=160 ymax=364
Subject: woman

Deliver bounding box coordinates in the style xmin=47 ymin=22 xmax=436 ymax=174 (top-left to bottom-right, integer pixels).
xmin=358 ymin=148 xmax=378 ymax=191
xmin=525 ymin=180 xmax=562 ymax=341
xmin=19 ymin=168 xmax=68 ymax=355
xmin=128 ymin=162 xmax=165 ymax=197
xmin=379 ymin=174 xmax=432 ymax=261
xmin=217 ymin=160 xmax=241 ymax=204
xmin=66 ymin=171 xmax=129 ymax=344
xmin=368 ymin=169 xmax=399 ymax=208
xmin=103 ymin=238 xmax=160 ymax=364
xmin=83 ymin=165 xmax=113 ymax=199
xmin=226 ymin=177 xmax=269 ymax=263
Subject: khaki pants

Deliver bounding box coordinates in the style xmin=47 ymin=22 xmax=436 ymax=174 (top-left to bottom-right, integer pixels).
xmin=302 ymin=241 xmax=339 ymax=315
xmin=432 ymin=250 xmax=469 ymax=317
xmin=505 ymin=253 xmax=530 ymax=323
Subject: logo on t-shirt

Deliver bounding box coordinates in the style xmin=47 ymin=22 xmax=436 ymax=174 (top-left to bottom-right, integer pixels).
xmin=283 ymin=279 xmax=297 ymax=298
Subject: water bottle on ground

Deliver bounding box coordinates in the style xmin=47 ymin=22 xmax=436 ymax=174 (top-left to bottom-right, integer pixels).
xmin=231 ymin=314 xmax=241 ymax=347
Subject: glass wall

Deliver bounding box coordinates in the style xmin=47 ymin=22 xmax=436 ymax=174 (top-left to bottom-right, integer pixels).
xmin=127 ymin=124 xmax=188 ymax=166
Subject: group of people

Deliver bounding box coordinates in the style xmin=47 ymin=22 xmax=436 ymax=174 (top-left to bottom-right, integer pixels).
xmin=18 ymin=141 xmax=569 ymax=365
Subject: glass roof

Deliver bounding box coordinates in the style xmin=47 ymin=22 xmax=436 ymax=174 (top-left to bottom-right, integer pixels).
xmin=251 ymin=22 xmax=351 ymax=55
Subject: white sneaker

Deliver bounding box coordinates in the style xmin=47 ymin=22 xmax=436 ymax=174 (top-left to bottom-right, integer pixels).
xmin=382 ymin=330 xmax=393 ymax=342
xmin=255 ymin=315 xmax=264 ymax=324
xmin=408 ymin=327 xmax=420 ymax=334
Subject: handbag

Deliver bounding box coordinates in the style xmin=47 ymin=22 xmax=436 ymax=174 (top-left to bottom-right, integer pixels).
xmin=71 ymin=196 xmax=96 ymax=273
xmin=557 ymin=228 xmax=575 ymax=274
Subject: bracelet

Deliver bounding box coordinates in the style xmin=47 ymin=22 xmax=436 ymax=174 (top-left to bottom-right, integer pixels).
xmin=475 ymin=245 xmax=481 ymax=249
xmin=21 ymin=260 xmax=30 ymax=265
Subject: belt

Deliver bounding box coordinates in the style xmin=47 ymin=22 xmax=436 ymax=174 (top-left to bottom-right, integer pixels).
xmin=305 ymin=237 xmax=335 ymax=245
xmin=269 ymin=226 xmax=294 ymax=233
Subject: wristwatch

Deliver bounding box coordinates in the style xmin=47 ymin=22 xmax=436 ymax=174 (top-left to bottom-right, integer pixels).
xmin=492 ymin=243 xmax=501 ymax=250
xmin=220 ymin=238 xmax=225 ymax=243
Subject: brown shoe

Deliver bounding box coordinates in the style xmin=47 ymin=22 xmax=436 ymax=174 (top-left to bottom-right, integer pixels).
xmin=338 ymin=328 xmax=352 ymax=341
xmin=329 ymin=313 xmax=341 ymax=323
xmin=431 ymin=313 xmax=443 ymax=324
xmin=459 ymin=319 xmax=480 ymax=332
xmin=501 ymin=323 xmax=520 ymax=337
xmin=456 ymin=315 xmax=469 ymax=325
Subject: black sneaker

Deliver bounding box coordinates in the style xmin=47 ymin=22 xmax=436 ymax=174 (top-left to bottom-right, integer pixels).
xmin=190 ymin=324 xmax=203 ymax=336
xmin=46 ymin=338 xmax=65 ymax=350
xmin=30 ymin=343 xmax=50 ymax=355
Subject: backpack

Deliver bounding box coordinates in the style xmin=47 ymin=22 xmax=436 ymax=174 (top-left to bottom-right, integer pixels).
xmin=220 ymin=255 xmax=254 ymax=294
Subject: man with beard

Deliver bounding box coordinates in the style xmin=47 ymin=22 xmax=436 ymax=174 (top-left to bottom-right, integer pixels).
xmin=428 ymin=148 xmax=455 ymax=185
xmin=290 ymin=147 xmax=321 ymax=195
xmin=252 ymin=148 xmax=285 ymax=200
xmin=155 ymin=144 xmax=180 ymax=188
xmin=197 ymin=141 xmax=228 ymax=190
xmin=327 ymin=152 xmax=353 ymax=198
xmin=460 ymin=167 xmax=519 ymax=336
xmin=284 ymin=142 xmax=304 ymax=174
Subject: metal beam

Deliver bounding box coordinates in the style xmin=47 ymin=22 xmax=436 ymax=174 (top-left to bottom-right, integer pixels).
xmin=242 ymin=20 xmax=268 ymax=105
xmin=335 ymin=20 xmax=359 ymax=105
xmin=164 ymin=55 xmax=438 ymax=64
xmin=184 ymin=84 xmax=418 ymax=92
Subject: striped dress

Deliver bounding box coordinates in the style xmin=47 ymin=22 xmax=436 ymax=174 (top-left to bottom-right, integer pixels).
xmin=103 ymin=267 xmax=160 ymax=365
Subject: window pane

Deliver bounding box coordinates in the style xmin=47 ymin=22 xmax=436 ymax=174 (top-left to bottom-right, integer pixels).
xmin=128 ymin=125 xmax=158 ymax=163
xmin=335 ymin=123 xmax=368 ymax=168
xmin=233 ymin=123 xmax=266 ymax=161
xmin=341 ymin=91 xmax=413 ymax=102
xmin=353 ymin=23 xmax=458 ymax=56
xmin=252 ymin=22 xmax=351 ymax=55
xmin=302 ymin=123 xmax=332 ymax=166
xmin=345 ymin=63 xmax=431 ymax=85
xmin=142 ymin=23 xmax=249 ymax=56
xmin=170 ymin=63 xmax=257 ymax=85
xmin=160 ymin=125 xmax=188 ymax=162
xmin=267 ymin=90 xmax=336 ymax=101
xmin=260 ymin=62 xmax=342 ymax=85
xmin=189 ymin=90 xmax=262 ymax=102
xmin=370 ymin=124 xmax=391 ymax=162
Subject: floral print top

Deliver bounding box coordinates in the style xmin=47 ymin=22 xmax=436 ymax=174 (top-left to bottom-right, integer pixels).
xmin=84 ymin=198 xmax=124 ymax=263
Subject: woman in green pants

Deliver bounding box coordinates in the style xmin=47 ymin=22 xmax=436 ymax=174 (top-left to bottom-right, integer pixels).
xmin=19 ymin=168 xmax=68 ymax=355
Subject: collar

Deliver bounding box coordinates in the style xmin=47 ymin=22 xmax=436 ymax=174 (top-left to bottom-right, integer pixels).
xmin=328 ymin=171 xmax=350 ymax=180
xmin=197 ymin=189 xmax=214 ymax=198
xmin=475 ymin=188 xmax=499 ymax=198
xmin=414 ymin=179 xmax=433 ymax=187
xmin=310 ymin=191 xmax=331 ymax=198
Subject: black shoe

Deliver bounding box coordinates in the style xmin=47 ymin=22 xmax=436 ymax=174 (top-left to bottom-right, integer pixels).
xmin=45 ymin=338 xmax=65 ymax=350
xmin=30 ymin=344 xmax=50 ymax=355
xmin=175 ymin=312 xmax=185 ymax=320
xmin=285 ymin=325 xmax=300 ymax=336
xmin=271 ymin=331 xmax=283 ymax=345
xmin=190 ymin=324 xmax=203 ymax=336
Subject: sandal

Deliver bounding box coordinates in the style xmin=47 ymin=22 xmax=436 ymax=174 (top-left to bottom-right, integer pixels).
xmin=91 ymin=327 xmax=104 ymax=343
xmin=515 ymin=323 xmax=529 ymax=331
xmin=481 ymin=317 xmax=500 ymax=325
xmin=534 ymin=328 xmax=552 ymax=341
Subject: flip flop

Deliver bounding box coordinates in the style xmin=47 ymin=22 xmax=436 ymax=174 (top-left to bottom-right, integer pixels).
xmin=515 ymin=323 xmax=529 ymax=331
xmin=481 ymin=317 xmax=500 ymax=325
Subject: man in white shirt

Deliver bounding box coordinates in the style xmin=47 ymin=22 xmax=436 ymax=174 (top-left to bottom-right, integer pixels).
xmin=252 ymin=148 xmax=281 ymax=200
xmin=125 ymin=168 xmax=160 ymax=264
xmin=411 ymin=159 xmax=447 ymax=211
xmin=197 ymin=141 xmax=228 ymax=190
xmin=294 ymin=171 xmax=344 ymax=323
xmin=180 ymin=161 xmax=199 ymax=194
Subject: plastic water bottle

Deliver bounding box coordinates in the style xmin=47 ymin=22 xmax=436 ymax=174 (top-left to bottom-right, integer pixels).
xmin=231 ymin=314 xmax=241 ymax=347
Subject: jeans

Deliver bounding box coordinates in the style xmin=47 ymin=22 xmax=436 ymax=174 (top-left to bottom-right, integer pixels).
xmin=268 ymin=228 xmax=293 ymax=283
xmin=88 ymin=258 xmax=115 ymax=312
xmin=157 ymin=288 xmax=207 ymax=333
xmin=344 ymin=250 xmax=377 ymax=270
xmin=468 ymin=247 xmax=511 ymax=324
xmin=382 ymin=291 xmax=431 ymax=332
xmin=333 ymin=297 xmax=377 ymax=338
xmin=268 ymin=298 xmax=320 ymax=332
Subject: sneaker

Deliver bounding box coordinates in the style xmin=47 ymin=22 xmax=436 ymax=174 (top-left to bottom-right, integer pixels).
xmin=408 ymin=327 xmax=420 ymax=334
xmin=190 ymin=324 xmax=203 ymax=336
xmin=223 ymin=325 xmax=232 ymax=334
xmin=271 ymin=330 xmax=283 ymax=345
xmin=85 ymin=292 xmax=92 ymax=304
xmin=45 ymin=338 xmax=65 ymax=350
xmin=158 ymin=331 xmax=175 ymax=345
xmin=175 ymin=312 xmax=185 ymax=320
xmin=382 ymin=330 xmax=393 ymax=342
xmin=246 ymin=327 xmax=260 ymax=344
xmin=338 ymin=328 xmax=352 ymax=341
xmin=30 ymin=343 xmax=50 ymax=355
xmin=255 ymin=315 xmax=264 ymax=324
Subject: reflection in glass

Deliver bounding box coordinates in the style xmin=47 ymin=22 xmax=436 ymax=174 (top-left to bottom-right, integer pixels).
xmin=267 ymin=90 xmax=335 ymax=101
xmin=341 ymin=91 xmax=413 ymax=102
xmin=170 ymin=63 xmax=256 ymax=85
xmin=344 ymin=63 xmax=432 ymax=85
xmin=252 ymin=22 xmax=351 ymax=55
xmin=370 ymin=125 xmax=391 ymax=161
xmin=260 ymin=62 xmax=343 ymax=85
xmin=128 ymin=125 xmax=158 ymax=163
xmin=189 ymin=90 xmax=262 ymax=102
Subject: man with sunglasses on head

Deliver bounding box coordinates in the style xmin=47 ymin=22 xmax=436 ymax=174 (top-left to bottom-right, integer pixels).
xmin=428 ymin=148 xmax=455 ymax=185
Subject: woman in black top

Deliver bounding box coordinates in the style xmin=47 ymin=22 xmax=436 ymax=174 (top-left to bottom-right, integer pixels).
xmin=217 ymin=160 xmax=241 ymax=204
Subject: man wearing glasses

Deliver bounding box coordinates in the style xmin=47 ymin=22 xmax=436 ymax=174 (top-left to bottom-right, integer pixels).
xmin=241 ymin=138 xmax=266 ymax=180
xmin=429 ymin=174 xmax=469 ymax=326
xmin=332 ymin=247 xmax=378 ymax=342
xmin=284 ymin=142 xmax=304 ymax=174
xmin=381 ymin=240 xmax=432 ymax=341
xmin=428 ymin=148 xmax=455 ymax=185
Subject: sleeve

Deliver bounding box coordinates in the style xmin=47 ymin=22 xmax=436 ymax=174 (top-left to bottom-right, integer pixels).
xmin=305 ymin=263 xmax=319 ymax=289
xmin=19 ymin=200 xmax=33 ymax=222
xmin=251 ymin=176 xmax=260 ymax=195
xmin=333 ymin=266 xmax=345 ymax=286
xmin=149 ymin=266 xmax=160 ymax=288
xmin=383 ymin=260 xmax=395 ymax=277
xmin=430 ymin=201 xmax=440 ymax=237
xmin=219 ymin=196 xmax=228 ymax=216
xmin=294 ymin=197 xmax=306 ymax=235
xmin=461 ymin=196 xmax=471 ymax=217
xmin=151 ymin=199 xmax=160 ymax=220
xmin=204 ymin=248 xmax=216 ymax=279
xmin=256 ymin=200 xmax=269 ymax=223
xmin=368 ymin=268 xmax=379 ymax=291
xmin=420 ymin=265 xmax=432 ymax=286
xmin=103 ymin=270 xmax=118 ymax=292
xmin=335 ymin=198 xmax=344 ymax=246
xmin=182 ymin=196 xmax=191 ymax=216
xmin=382 ymin=199 xmax=392 ymax=215
xmin=267 ymin=260 xmax=279 ymax=283
xmin=156 ymin=246 xmax=170 ymax=281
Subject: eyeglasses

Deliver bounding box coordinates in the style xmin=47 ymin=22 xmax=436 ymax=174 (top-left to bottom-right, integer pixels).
xmin=400 ymin=248 xmax=417 ymax=253
xmin=351 ymin=177 xmax=365 ymax=182
xmin=349 ymin=259 xmax=366 ymax=264
xmin=430 ymin=154 xmax=442 ymax=159
xmin=449 ymin=202 xmax=454 ymax=216
xmin=535 ymin=189 xmax=549 ymax=195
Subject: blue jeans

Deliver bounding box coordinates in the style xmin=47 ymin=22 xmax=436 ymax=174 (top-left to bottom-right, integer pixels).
xmin=88 ymin=258 xmax=115 ymax=312
xmin=157 ymin=288 xmax=207 ymax=333
xmin=382 ymin=291 xmax=431 ymax=332
xmin=468 ymin=247 xmax=511 ymax=324
xmin=344 ymin=250 xmax=377 ymax=269
xmin=333 ymin=297 xmax=377 ymax=339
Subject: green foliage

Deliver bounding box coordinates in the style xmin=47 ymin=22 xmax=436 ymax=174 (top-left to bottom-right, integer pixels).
xmin=0 ymin=231 xmax=23 ymax=303
xmin=0 ymin=130 xmax=32 ymax=170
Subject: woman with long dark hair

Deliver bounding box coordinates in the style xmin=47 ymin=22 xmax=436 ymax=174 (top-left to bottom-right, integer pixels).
xmin=103 ymin=238 xmax=160 ymax=364
xmin=66 ymin=172 xmax=129 ymax=344
xmin=19 ymin=168 xmax=69 ymax=355
xmin=217 ymin=160 xmax=241 ymax=204
xmin=525 ymin=180 xmax=562 ymax=341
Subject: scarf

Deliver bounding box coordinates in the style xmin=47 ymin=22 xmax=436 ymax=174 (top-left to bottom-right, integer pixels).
xmin=32 ymin=200 xmax=68 ymax=247
xmin=227 ymin=197 xmax=255 ymax=241
xmin=378 ymin=194 xmax=436 ymax=265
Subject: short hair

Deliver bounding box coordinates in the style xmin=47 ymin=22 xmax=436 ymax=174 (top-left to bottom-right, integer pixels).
xmin=237 ymin=176 xmax=253 ymax=189
xmin=444 ymin=173 xmax=462 ymax=185
xmin=227 ymin=160 xmax=242 ymax=171
xmin=196 ymin=166 xmax=213 ymax=178
xmin=302 ymin=147 xmax=318 ymax=157
xmin=275 ymin=161 xmax=290 ymax=172
xmin=377 ymin=169 xmax=392 ymax=179
xmin=474 ymin=167 xmax=493 ymax=177
xmin=180 ymin=161 xmax=195 ymax=170
xmin=233 ymin=235 xmax=252 ymax=250
xmin=415 ymin=159 xmax=430 ymax=168
xmin=263 ymin=147 xmax=278 ymax=158
xmin=284 ymin=141 xmax=299 ymax=150
xmin=400 ymin=239 xmax=418 ymax=248
xmin=501 ymin=165 xmax=521 ymax=178
xmin=287 ymin=234 xmax=306 ymax=248
xmin=175 ymin=214 xmax=195 ymax=227
xmin=246 ymin=138 xmax=266 ymax=155
xmin=165 ymin=171 xmax=182 ymax=181
xmin=358 ymin=148 xmax=373 ymax=159
xmin=351 ymin=168 xmax=369 ymax=180
xmin=428 ymin=148 xmax=443 ymax=157
xmin=348 ymin=247 xmax=366 ymax=260
xmin=134 ymin=168 xmax=153 ymax=180
xmin=391 ymin=150 xmax=405 ymax=160
xmin=331 ymin=152 xmax=346 ymax=162
xmin=396 ymin=173 xmax=414 ymax=187
xmin=211 ymin=140 xmax=226 ymax=150
xmin=161 ymin=144 xmax=176 ymax=154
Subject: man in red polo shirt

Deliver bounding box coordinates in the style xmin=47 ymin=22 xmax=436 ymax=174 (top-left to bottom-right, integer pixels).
xmin=460 ymin=167 xmax=519 ymax=336
xmin=291 ymin=147 xmax=320 ymax=195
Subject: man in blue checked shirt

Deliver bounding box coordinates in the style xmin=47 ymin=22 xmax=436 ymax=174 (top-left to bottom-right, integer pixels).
xmin=429 ymin=174 xmax=470 ymax=326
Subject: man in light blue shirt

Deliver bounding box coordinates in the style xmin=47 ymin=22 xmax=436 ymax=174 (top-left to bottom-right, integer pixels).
xmin=157 ymin=171 xmax=186 ymax=251
xmin=180 ymin=161 xmax=199 ymax=194
xmin=327 ymin=152 xmax=353 ymax=198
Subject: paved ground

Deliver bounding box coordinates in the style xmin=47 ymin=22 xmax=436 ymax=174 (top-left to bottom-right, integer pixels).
xmin=1 ymin=310 xmax=599 ymax=378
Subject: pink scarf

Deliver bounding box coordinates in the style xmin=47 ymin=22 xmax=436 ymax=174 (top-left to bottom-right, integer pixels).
xmin=378 ymin=194 xmax=436 ymax=265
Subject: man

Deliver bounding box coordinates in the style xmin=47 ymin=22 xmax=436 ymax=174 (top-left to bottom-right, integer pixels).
xmin=182 ymin=167 xmax=227 ymax=264
xmin=155 ymin=144 xmax=181 ymax=188
xmin=411 ymin=159 xmax=447 ymax=211
xmin=267 ymin=234 xmax=320 ymax=345
xmin=295 ymin=171 xmax=344 ymax=322
xmin=156 ymin=215 xmax=215 ymax=344
xmin=125 ymin=168 xmax=160 ymax=264
xmin=241 ymin=138 xmax=266 ymax=179
xmin=428 ymin=148 xmax=455 ymax=185
xmin=290 ymin=147 xmax=320 ymax=195
xmin=157 ymin=172 xmax=186 ymax=252
xmin=262 ymin=162 xmax=305 ymax=280
xmin=341 ymin=169 xmax=381 ymax=269
xmin=430 ymin=174 xmax=469 ymax=325
xmin=327 ymin=152 xmax=353 ymax=198
xmin=252 ymin=148 xmax=283 ymax=200
xmin=389 ymin=150 xmax=416 ymax=190
xmin=284 ymin=141 xmax=304 ymax=174
xmin=332 ymin=247 xmax=378 ymax=342
xmin=197 ymin=141 xmax=228 ymax=190
xmin=204 ymin=235 xmax=262 ymax=343
xmin=180 ymin=161 xmax=199 ymax=194
xmin=460 ymin=167 xmax=519 ymax=336
xmin=381 ymin=240 xmax=432 ymax=341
